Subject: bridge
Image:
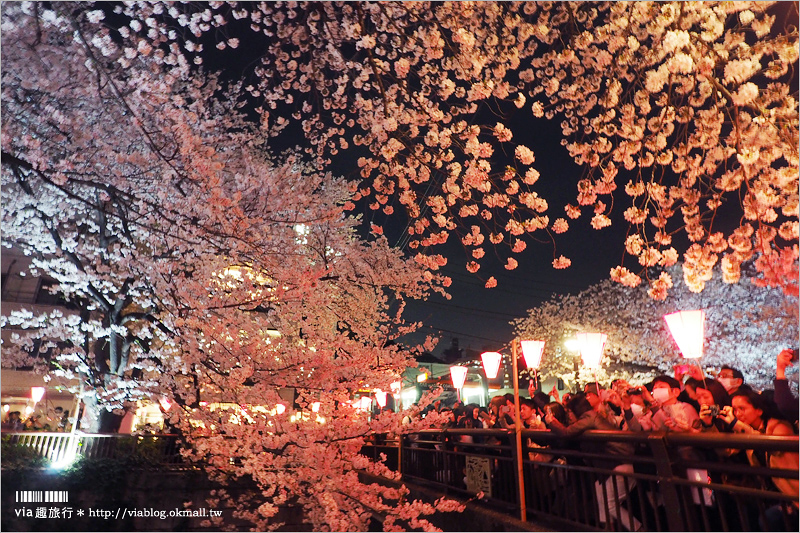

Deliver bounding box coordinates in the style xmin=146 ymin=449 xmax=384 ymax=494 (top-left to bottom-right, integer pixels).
xmin=4 ymin=429 xmax=798 ymax=531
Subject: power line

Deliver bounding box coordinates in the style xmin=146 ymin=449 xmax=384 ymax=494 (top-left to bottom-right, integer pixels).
xmin=411 ymin=299 xmax=523 ymax=320
xmin=414 ymin=324 xmax=508 ymax=345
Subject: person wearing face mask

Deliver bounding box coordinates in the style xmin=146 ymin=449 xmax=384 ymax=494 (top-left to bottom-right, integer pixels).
xmin=717 ymin=365 xmax=752 ymax=396
xmin=603 ymin=386 xmax=653 ymax=431
xmin=624 ymin=389 xmax=656 ymax=431
xmin=644 ymin=376 xmax=699 ymax=432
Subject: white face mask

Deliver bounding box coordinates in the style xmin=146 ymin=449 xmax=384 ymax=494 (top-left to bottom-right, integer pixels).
xmin=652 ymin=387 xmax=672 ymax=403
xmin=719 ymin=377 xmax=738 ymax=392
xmin=630 ymin=403 xmax=644 ymax=416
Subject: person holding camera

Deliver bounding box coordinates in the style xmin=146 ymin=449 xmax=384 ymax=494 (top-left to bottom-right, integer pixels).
xmin=642 ymin=376 xmax=699 ymax=433
xmin=693 ymin=378 xmax=732 ymax=432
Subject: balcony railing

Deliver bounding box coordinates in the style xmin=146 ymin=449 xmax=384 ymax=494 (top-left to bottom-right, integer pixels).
xmin=2 ymin=432 xmax=185 ymax=468
xmin=362 ymin=428 xmax=799 ymax=532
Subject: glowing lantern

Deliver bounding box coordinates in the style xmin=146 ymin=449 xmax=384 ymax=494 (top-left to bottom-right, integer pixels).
xmin=390 ymin=381 xmax=402 ymax=394
xmin=664 ymin=310 xmax=705 ymax=359
xmin=576 ymin=332 xmax=607 ymax=369
xmin=30 ymin=387 xmax=45 ymax=403
xmin=311 ymin=402 xmax=321 ymax=413
xmin=375 ymin=390 xmax=388 ymax=408
xmin=480 ymin=351 xmax=503 ymax=379
xmin=159 ymin=397 xmax=172 ymax=411
xmin=275 ymin=403 xmax=286 ymax=415
xmin=356 ymin=396 xmax=372 ymax=411
xmin=520 ymin=340 xmax=546 ymax=369
xmin=449 ymin=366 xmax=468 ymax=390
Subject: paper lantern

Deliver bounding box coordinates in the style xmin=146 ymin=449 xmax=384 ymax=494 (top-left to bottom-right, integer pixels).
xmin=375 ymin=390 xmax=388 ymax=408
xmin=480 ymin=351 xmax=503 ymax=379
xmin=356 ymin=396 xmax=372 ymax=411
xmin=159 ymin=397 xmax=172 ymax=411
xmin=30 ymin=387 xmax=45 ymax=403
xmin=520 ymin=340 xmax=546 ymax=369
xmin=449 ymin=366 xmax=468 ymax=389
xmin=576 ymin=332 xmax=607 ymax=368
xmin=664 ymin=310 xmax=705 ymax=359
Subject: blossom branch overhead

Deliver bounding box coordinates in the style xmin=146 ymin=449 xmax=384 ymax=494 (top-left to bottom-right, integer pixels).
xmin=103 ymin=0 xmax=798 ymax=298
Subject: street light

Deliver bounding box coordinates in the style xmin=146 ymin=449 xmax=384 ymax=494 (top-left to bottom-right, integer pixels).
xmin=664 ymin=310 xmax=705 ymax=359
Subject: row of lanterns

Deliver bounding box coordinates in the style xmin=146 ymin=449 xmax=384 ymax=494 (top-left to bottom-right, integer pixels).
xmin=450 ymin=309 xmax=705 ymax=390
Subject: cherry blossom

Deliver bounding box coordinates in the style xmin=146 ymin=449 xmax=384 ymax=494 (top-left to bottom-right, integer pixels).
xmin=515 ymin=263 xmax=798 ymax=391
xmin=86 ymin=1 xmax=796 ymax=298
xmin=1 ymin=4 xmax=454 ymax=530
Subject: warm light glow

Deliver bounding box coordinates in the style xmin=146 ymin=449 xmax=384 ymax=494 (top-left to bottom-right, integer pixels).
xmin=390 ymin=381 xmax=402 ymax=393
xmin=416 ymin=372 xmax=428 ymax=382
xmin=664 ymin=310 xmax=705 ymax=359
xmin=576 ymin=332 xmax=607 ymax=368
xmin=311 ymin=402 xmax=321 ymax=412
xmin=375 ymin=390 xmax=388 ymax=408
xmin=159 ymin=397 xmax=172 ymax=411
xmin=461 ymin=386 xmax=485 ymax=405
xmin=564 ymin=338 xmax=580 ymax=352
xmin=356 ymin=396 xmax=372 ymax=411
xmin=480 ymin=351 xmax=503 ymax=379
xmin=30 ymin=387 xmax=45 ymax=403
xmin=275 ymin=403 xmax=286 ymax=415
xmin=3 ymin=404 xmax=9 ymax=413
xmin=450 ymin=366 xmax=468 ymax=389
xmin=401 ymin=388 xmax=418 ymax=405
xmin=520 ymin=340 xmax=546 ymax=369
xmin=24 ymin=406 xmax=33 ymax=416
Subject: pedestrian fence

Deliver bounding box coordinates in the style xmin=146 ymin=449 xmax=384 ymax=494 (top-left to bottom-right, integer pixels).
xmin=2 ymin=432 xmax=185 ymax=468
xmin=361 ymin=428 xmax=799 ymax=532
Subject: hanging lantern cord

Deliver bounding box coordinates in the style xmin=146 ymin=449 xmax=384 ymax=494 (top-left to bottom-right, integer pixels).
xmin=695 ymin=360 xmax=707 ymax=389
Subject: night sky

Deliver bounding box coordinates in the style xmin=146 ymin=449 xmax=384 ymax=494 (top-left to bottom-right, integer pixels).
xmin=169 ymin=5 xmax=741 ymax=360
xmin=213 ymin=38 xmax=636 ymax=358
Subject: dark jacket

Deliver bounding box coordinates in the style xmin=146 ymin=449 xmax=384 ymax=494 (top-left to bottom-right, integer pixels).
xmin=773 ymin=378 xmax=799 ymax=424
xmin=547 ymin=410 xmax=635 ymax=474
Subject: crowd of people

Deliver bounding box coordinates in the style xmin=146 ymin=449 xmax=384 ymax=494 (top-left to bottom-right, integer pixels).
xmin=410 ymin=349 xmax=799 ymax=532
xmin=1 ymin=406 xmax=72 ymax=432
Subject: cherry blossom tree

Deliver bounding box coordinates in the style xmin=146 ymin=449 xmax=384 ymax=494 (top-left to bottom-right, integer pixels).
xmin=105 ymin=1 xmax=798 ymax=297
xmin=513 ymin=263 xmax=799 ymax=390
xmin=2 ymin=3 xmax=458 ymax=530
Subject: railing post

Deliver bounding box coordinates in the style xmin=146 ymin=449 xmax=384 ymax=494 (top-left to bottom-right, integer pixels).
xmin=397 ymin=433 xmax=403 ymax=476
xmin=511 ymin=341 xmax=527 ymax=522
xmin=648 ymin=434 xmax=684 ymax=531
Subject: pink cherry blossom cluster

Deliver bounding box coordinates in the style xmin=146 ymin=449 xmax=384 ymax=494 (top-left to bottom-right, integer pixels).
xmin=101 ymin=1 xmax=796 ymax=298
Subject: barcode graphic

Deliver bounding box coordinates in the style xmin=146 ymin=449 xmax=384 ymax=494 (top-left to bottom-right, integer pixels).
xmin=16 ymin=491 xmax=68 ymax=503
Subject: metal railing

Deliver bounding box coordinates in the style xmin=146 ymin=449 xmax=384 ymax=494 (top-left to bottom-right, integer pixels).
xmin=362 ymin=428 xmax=799 ymax=532
xmin=2 ymin=432 xmax=185 ymax=468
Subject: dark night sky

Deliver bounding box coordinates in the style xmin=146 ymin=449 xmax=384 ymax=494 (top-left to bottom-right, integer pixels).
xmin=181 ymin=6 xmax=741 ymax=360
xmin=379 ymin=115 xmax=632 ymax=358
